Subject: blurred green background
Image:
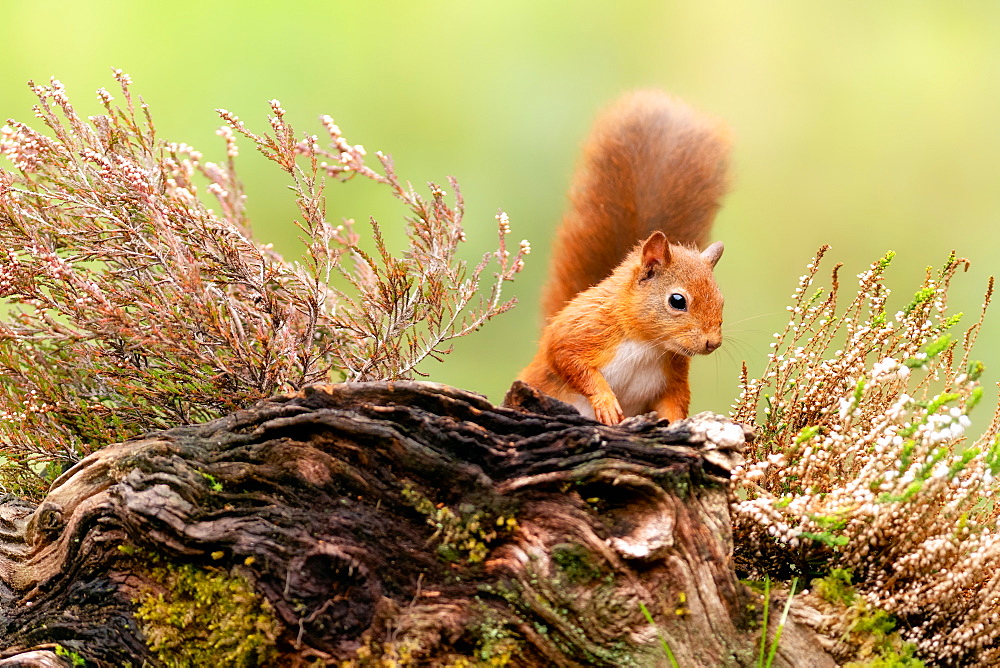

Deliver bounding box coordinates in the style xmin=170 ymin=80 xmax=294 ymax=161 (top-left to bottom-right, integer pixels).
xmin=3 ymin=1 xmax=1000 ymax=421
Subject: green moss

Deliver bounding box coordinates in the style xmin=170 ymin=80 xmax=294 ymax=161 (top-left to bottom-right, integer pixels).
xmin=811 ymin=568 xmax=856 ymax=605
xmin=550 ymin=542 xmax=602 ymax=584
xmin=810 ymin=570 xmax=924 ymax=667
xmin=54 ymin=644 xmax=86 ymax=667
xmin=401 ymin=484 xmax=517 ymax=564
xmin=841 ymin=607 xmax=923 ymax=667
xmin=341 ymin=621 xmax=514 ymax=668
xmin=197 ymin=469 xmax=223 ymax=492
xmin=124 ymin=547 xmax=280 ymax=666
xmin=844 ymin=642 xmax=924 ymax=668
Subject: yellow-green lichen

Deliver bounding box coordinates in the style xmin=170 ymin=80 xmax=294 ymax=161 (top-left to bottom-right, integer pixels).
xmin=443 ymin=655 xmax=512 ymax=668
xmin=400 ymin=484 xmax=517 ymax=564
xmin=467 ymin=605 xmax=518 ymax=666
xmin=341 ymin=637 xmax=510 ymax=668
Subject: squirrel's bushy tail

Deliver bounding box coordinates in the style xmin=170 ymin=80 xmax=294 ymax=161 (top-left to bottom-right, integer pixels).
xmin=541 ymin=90 xmax=730 ymax=319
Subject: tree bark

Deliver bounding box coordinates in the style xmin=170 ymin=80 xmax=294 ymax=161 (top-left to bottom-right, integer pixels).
xmin=0 ymin=381 xmax=836 ymax=666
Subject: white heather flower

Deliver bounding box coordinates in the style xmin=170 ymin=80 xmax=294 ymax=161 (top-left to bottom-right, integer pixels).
xmin=838 ymin=396 xmax=857 ymax=421
xmin=321 ymin=116 xmax=341 ymax=137
xmin=496 ymin=212 xmax=511 ymax=235
xmin=215 ymin=125 xmax=238 ymax=158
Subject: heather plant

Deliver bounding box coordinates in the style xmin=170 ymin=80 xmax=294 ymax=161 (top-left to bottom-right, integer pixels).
xmin=0 ymin=72 xmax=528 ymax=496
xmin=732 ymin=247 xmax=1000 ymax=665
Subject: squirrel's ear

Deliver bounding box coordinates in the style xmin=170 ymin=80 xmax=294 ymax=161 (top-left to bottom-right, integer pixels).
xmin=701 ymin=241 xmax=724 ymax=268
xmin=641 ymin=232 xmax=670 ymax=278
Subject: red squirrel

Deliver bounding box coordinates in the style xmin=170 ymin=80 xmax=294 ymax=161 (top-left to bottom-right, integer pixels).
xmin=518 ymin=90 xmax=730 ymax=425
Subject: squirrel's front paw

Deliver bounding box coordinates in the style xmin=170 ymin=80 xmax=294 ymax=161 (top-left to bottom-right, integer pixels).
xmin=592 ymin=395 xmax=625 ymax=425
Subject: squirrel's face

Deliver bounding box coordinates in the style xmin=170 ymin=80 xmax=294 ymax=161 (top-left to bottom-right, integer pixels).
xmin=633 ymin=234 xmax=724 ymax=357
xmin=655 ymin=281 xmax=724 ymax=356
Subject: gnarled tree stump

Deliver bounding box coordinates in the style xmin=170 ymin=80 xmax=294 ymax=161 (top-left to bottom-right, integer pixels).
xmin=0 ymin=381 xmax=836 ymax=666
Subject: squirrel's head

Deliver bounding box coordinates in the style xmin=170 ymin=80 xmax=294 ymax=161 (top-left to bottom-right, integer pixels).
xmin=631 ymin=231 xmax=724 ymax=357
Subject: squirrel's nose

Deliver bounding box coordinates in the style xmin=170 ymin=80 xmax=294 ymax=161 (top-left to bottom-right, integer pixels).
xmin=705 ymin=339 xmax=721 ymax=353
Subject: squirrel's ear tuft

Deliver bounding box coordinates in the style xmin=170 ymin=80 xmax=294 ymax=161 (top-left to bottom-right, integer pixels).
xmin=640 ymin=231 xmax=671 ymax=279
xmin=701 ymin=241 xmax=724 ymax=268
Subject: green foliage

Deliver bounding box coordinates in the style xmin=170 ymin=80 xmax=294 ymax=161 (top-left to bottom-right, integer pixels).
xmin=801 ymin=513 xmax=849 ymax=548
xmin=638 ymin=602 xmax=678 ymax=668
xmin=799 ymin=531 xmax=849 ymax=547
xmin=754 ymin=576 xmax=796 ymax=668
xmin=125 ymin=548 xmax=281 ymax=667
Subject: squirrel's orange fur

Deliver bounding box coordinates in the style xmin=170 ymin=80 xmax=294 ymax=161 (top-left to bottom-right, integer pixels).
xmin=519 ymin=91 xmax=730 ymax=424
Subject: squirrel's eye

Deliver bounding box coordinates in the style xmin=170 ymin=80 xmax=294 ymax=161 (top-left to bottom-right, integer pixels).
xmin=668 ymin=293 xmax=687 ymax=310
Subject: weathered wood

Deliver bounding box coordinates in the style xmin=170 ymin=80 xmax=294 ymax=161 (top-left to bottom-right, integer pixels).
xmin=0 ymin=381 xmax=837 ymax=666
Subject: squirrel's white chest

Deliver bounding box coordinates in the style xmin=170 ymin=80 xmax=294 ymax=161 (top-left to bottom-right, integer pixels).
xmin=570 ymin=339 xmax=667 ymax=418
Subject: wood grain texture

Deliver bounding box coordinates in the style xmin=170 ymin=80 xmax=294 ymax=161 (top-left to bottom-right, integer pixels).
xmin=0 ymin=381 xmax=835 ymax=666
